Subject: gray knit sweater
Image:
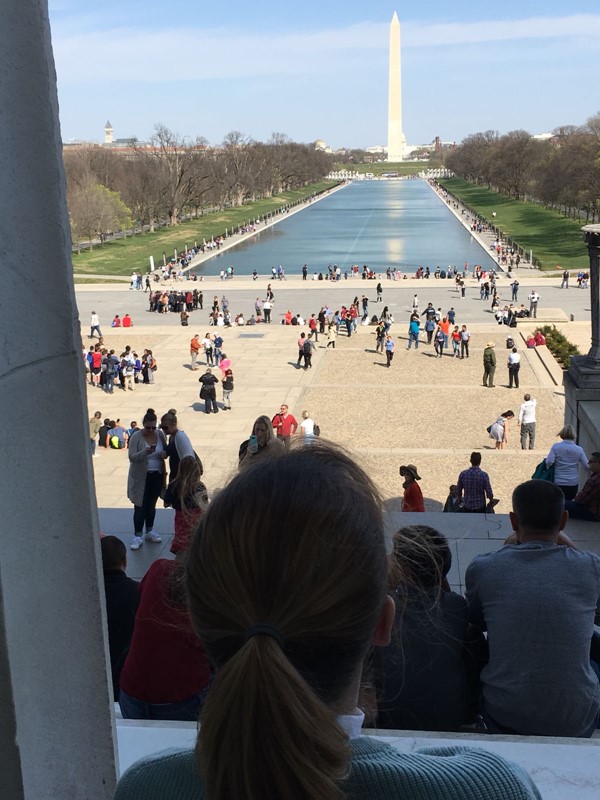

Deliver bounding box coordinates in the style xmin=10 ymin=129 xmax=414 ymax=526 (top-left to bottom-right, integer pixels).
xmin=115 ymin=737 xmax=541 ymax=799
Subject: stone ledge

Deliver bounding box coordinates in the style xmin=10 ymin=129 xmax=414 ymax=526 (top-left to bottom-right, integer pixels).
xmin=115 ymin=720 xmax=600 ymax=798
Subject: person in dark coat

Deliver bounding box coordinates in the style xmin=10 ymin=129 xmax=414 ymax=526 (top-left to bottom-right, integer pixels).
xmin=373 ymin=525 xmax=485 ymax=731
xmin=101 ymin=536 xmax=140 ymax=699
xmin=198 ymin=368 xmax=219 ymax=414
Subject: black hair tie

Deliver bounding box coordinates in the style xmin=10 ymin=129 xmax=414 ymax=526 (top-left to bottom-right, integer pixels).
xmin=244 ymin=623 xmax=285 ymax=649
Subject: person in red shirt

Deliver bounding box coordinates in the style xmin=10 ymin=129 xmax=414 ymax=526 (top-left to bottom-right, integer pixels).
xmin=400 ymin=464 xmax=425 ymax=512
xmin=308 ymin=314 xmax=318 ymax=341
xmin=118 ymin=558 xmax=211 ymax=720
xmin=534 ymin=331 xmax=546 ymax=346
xmin=112 ymin=315 xmax=121 ymax=327
xmin=271 ymin=404 xmax=298 ymax=449
xmin=284 ymin=309 xmax=292 ymax=325
xmin=90 ymin=348 xmax=102 ymax=387
xmin=122 ymin=314 xmax=133 ymax=328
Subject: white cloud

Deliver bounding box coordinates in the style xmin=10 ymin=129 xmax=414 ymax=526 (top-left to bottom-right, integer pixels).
xmin=50 ymin=15 xmax=600 ymax=85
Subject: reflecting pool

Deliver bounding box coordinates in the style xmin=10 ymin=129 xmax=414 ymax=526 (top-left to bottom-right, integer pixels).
xmin=203 ymin=179 xmax=498 ymax=276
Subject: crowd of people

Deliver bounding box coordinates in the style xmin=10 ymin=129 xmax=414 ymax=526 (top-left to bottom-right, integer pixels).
xmin=106 ymin=440 xmax=599 ymax=800
xmin=84 ymin=271 xmax=600 ymax=799
xmin=84 ymin=342 xmax=158 ymax=394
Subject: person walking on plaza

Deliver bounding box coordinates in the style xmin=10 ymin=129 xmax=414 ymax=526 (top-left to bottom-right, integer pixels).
xmin=518 ymin=394 xmax=537 ymax=449
xmin=433 ymin=325 xmax=445 ymax=358
xmin=400 ymin=464 xmax=425 ymax=512
xmin=189 ymin=334 xmax=201 ymax=371
xmin=565 ymin=453 xmax=600 ymax=522
xmin=90 ymin=311 xmax=102 ymax=339
xmin=457 ymin=452 xmax=495 ymax=513
xmin=560 ymin=269 xmax=570 ymax=289
xmin=510 ymin=280 xmax=519 ymax=301
xmin=376 ymin=282 xmax=383 ymax=303
xmin=375 ymin=320 xmax=386 ymax=353
xmin=326 ymin=322 xmax=337 ymax=348
xmin=407 ymin=315 xmax=420 ymax=350
xmin=507 ymin=347 xmax=521 ymax=388
xmin=296 ymin=332 xmax=307 ymax=368
xmin=303 ymin=334 xmax=315 ymax=370
xmin=460 ymin=325 xmax=470 ymax=359
xmin=528 ymin=289 xmax=540 ymax=319
xmin=89 ymin=410 xmax=102 ymax=457
xmin=385 ymin=334 xmax=395 ymax=367
xmin=483 ymin=341 xmax=496 ymax=387
xmin=272 ymin=404 xmax=297 ymax=449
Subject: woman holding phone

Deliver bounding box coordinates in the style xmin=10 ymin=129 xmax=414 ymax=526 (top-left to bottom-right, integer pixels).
xmin=238 ymin=415 xmax=284 ymax=470
xmin=127 ymin=408 xmax=168 ymax=550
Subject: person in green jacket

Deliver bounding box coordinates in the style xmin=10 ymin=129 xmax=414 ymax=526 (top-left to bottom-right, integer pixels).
xmin=115 ymin=444 xmax=541 ymax=800
xmin=483 ymin=340 xmax=497 ymax=387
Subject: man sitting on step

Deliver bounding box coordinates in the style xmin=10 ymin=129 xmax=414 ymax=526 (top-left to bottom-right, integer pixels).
xmin=465 ymin=479 xmax=600 ymax=737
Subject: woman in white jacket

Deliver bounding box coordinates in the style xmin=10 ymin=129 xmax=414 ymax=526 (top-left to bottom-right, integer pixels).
xmin=127 ymin=408 xmax=168 ymax=550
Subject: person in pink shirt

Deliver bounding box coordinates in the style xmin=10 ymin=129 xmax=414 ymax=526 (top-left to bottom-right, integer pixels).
xmin=218 ymin=354 xmax=232 ymax=376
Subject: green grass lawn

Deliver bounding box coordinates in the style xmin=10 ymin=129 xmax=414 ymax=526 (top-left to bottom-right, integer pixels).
xmin=72 ymin=181 xmax=337 ymax=276
xmin=333 ymin=161 xmax=425 ymax=176
xmin=438 ymin=177 xmax=588 ymax=270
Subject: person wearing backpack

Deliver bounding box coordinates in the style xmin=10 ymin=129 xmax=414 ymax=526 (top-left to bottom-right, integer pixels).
xmin=296 ymin=332 xmax=306 ymax=369
xmin=107 ymin=420 xmax=128 ymax=450
xmin=303 ymin=333 xmax=315 ymax=370
xmin=103 ymin=351 xmax=117 ymax=394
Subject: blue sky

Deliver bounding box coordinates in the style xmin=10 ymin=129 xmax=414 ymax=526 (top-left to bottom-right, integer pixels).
xmin=48 ymin=1 xmax=600 ymax=149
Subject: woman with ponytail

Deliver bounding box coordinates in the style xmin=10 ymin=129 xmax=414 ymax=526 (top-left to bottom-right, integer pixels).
xmin=116 ymin=443 xmax=541 ymax=800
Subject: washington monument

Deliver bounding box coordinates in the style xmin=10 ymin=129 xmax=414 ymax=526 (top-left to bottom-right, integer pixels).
xmin=387 ymin=11 xmax=407 ymax=162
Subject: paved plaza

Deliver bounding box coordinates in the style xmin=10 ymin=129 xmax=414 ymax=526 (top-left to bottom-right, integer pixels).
xmin=80 ymin=272 xmax=600 ymax=587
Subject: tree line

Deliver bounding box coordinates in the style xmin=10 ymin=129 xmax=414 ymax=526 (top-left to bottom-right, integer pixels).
xmin=64 ymin=127 xmax=333 ymax=249
xmin=444 ymin=111 xmax=600 ymax=222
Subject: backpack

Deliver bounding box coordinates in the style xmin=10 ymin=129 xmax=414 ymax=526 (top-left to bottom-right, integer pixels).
xmin=506 ymin=337 xmax=514 ymax=349
xmin=105 ymin=359 xmax=116 ymax=376
xmin=313 ymin=423 xmax=320 ymax=437
xmin=303 ymin=339 xmax=312 ymax=355
xmin=110 ymin=435 xmax=121 ymax=449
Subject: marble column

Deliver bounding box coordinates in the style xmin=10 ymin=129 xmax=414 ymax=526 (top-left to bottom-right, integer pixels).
xmin=0 ymin=1 xmax=117 ymax=797
xmin=582 ymin=225 xmax=600 ymax=367
xmin=563 ymin=225 xmax=600 ymax=454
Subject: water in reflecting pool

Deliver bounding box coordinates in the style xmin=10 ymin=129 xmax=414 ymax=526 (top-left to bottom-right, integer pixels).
xmin=203 ymin=179 xmax=498 ymax=276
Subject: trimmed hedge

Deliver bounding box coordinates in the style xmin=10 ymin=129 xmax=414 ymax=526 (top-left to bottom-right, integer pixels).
xmin=536 ymin=325 xmax=580 ymax=369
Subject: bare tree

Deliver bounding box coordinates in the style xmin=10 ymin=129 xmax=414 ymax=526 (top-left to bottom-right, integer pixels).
xmin=143 ymin=125 xmax=204 ymax=225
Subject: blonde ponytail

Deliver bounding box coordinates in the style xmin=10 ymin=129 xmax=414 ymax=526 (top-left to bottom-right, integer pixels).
xmin=199 ymin=637 xmax=348 ymax=800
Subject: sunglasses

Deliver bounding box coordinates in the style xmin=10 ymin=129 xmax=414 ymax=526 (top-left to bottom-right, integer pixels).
xmin=144 ymin=425 xmax=156 ymax=431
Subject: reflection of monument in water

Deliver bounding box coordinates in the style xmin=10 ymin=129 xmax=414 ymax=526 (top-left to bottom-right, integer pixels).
xmin=387 ymin=11 xmax=407 ymax=162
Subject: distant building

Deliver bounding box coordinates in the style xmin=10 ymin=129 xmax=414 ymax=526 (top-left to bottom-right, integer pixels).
xmin=104 ymin=121 xmax=113 ymax=144
xmin=314 ymin=139 xmax=333 ymax=153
